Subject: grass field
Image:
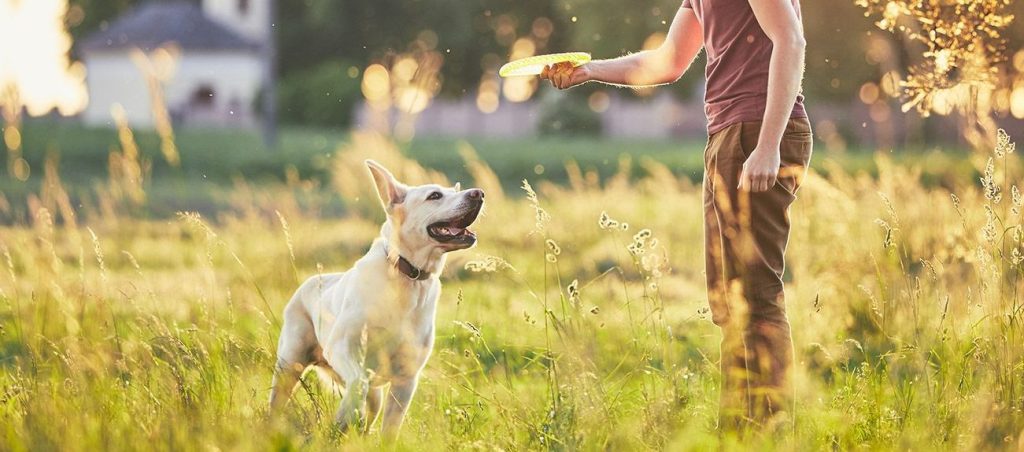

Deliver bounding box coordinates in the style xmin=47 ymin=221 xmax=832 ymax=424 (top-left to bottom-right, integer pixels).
xmin=1 ymin=122 xmax=1022 ymax=450
xmin=1 ymin=120 xmax=978 ymax=220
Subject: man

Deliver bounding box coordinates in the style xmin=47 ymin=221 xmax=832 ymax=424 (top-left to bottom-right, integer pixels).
xmin=542 ymin=0 xmax=811 ymax=430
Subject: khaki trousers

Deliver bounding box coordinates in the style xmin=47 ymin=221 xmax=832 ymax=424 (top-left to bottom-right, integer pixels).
xmin=702 ymin=117 xmax=812 ymax=429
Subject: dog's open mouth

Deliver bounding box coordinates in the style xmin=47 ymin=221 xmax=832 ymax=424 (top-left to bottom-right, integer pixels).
xmin=427 ymin=204 xmax=481 ymax=244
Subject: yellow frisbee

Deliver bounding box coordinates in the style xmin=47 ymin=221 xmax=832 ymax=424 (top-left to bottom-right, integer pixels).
xmin=498 ymin=52 xmax=591 ymax=77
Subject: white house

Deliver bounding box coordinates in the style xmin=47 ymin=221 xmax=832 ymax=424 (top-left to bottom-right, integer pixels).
xmin=79 ymin=0 xmax=268 ymax=128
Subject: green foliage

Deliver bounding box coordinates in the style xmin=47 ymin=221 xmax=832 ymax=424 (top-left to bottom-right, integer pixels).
xmin=277 ymin=61 xmax=362 ymax=128
xmin=277 ymin=0 xmax=570 ymax=98
xmin=537 ymin=93 xmax=602 ymax=136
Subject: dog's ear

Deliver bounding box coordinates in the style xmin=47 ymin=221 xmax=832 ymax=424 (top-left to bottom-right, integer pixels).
xmin=365 ymin=159 xmax=407 ymax=208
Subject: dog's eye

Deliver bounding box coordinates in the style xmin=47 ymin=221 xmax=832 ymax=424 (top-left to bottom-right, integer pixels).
xmin=426 ymin=191 xmax=443 ymax=201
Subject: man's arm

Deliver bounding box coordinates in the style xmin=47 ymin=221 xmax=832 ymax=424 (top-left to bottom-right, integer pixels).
xmin=542 ymin=7 xmax=703 ymax=89
xmin=738 ymin=0 xmax=807 ymax=192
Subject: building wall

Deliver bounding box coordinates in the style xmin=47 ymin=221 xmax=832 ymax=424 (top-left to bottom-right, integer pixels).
xmin=354 ymin=92 xmax=707 ymax=139
xmin=203 ymin=0 xmax=268 ymax=43
xmin=81 ymin=50 xmax=263 ymax=128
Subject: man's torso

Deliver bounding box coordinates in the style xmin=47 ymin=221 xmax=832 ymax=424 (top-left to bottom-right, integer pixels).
xmin=681 ymin=0 xmax=807 ymax=134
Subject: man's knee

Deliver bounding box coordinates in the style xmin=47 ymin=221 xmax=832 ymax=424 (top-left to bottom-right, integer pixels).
xmin=746 ymin=282 xmax=788 ymax=326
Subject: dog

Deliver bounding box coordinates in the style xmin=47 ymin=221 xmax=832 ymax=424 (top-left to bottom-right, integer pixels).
xmin=269 ymin=159 xmax=483 ymax=437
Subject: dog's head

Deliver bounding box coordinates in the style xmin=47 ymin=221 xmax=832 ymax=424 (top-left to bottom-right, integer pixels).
xmin=366 ymin=160 xmax=484 ymax=253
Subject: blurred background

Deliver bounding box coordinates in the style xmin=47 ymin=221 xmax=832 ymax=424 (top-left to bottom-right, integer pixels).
xmin=1 ymin=0 xmax=1023 ymax=217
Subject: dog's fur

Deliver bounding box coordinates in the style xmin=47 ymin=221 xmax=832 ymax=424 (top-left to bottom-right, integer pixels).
xmin=269 ymin=160 xmax=483 ymax=436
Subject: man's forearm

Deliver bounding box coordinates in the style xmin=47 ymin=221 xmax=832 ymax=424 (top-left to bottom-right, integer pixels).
xmin=757 ymin=39 xmax=805 ymax=150
xmin=587 ymin=50 xmax=682 ymax=87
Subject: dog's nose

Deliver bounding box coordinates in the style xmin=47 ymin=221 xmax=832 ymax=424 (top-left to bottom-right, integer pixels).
xmin=467 ymin=189 xmax=484 ymax=200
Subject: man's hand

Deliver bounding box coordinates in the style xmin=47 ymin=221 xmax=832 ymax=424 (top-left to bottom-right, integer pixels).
xmin=540 ymin=62 xmax=590 ymax=89
xmin=738 ymin=147 xmax=781 ymax=192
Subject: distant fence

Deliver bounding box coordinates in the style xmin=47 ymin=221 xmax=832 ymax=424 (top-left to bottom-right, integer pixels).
xmin=354 ymin=92 xmax=706 ymax=140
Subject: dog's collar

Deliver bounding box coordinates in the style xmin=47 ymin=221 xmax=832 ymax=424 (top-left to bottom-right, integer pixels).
xmin=385 ymin=246 xmax=433 ymax=281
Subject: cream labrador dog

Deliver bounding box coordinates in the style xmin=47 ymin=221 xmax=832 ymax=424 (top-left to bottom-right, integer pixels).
xmin=269 ymin=160 xmax=483 ymax=437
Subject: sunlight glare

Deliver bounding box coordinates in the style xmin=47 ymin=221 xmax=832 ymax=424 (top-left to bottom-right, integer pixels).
xmin=0 ymin=0 xmax=87 ymax=116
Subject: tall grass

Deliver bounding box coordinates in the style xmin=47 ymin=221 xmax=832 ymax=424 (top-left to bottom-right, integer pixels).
xmin=0 ymin=128 xmax=1022 ymax=450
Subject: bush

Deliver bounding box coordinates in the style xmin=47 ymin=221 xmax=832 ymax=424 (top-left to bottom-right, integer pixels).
xmin=278 ymin=61 xmax=362 ymax=128
xmin=536 ymin=92 xmax=603 ymax=136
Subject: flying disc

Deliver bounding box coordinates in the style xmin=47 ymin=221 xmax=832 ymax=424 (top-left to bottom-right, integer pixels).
xmin=499 ymin=52 xmax=591 ymax=77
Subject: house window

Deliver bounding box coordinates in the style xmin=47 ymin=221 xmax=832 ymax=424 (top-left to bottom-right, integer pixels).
xmin=192 ymin=85 xmax=216 ymax=107
xmin=237 ymin=0 xmax=249 ymax=15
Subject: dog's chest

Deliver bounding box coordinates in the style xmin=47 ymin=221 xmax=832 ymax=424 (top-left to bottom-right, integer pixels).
xmin=364 ymin=319 xmax=434 ymax=381
xmin=361 ymin=286 xmax=438 ymax=380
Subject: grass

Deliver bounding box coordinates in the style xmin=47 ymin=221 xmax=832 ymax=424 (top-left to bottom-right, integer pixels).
xmin=0 ymin=122 xmax=1022 ymax=450
xmin=1 ymin=120 xmax=978 ymax=220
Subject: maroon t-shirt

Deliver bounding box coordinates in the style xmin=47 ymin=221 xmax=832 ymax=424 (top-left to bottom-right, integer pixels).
xmin=681 ymin=0 xmax=807 ymax=134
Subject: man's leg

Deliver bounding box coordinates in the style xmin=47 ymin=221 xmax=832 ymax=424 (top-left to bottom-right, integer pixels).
xmin=705 ymin=119 xmax=812 ymax=428
xmin=704 ymin=124 xmax=753 ymax=430
xmin=742 ymin=118 xmax=811 ymax=422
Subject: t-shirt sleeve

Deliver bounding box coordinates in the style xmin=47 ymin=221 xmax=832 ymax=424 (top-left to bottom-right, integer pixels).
xmin=681 ymin=0 xmax=692 ymax=8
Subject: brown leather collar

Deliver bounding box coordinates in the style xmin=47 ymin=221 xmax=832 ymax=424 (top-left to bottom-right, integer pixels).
xmin=386 ymin=246 xmax=432 ymax=281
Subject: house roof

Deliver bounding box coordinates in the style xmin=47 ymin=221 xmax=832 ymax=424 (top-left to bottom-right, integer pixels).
xmin=80 ymin=1 xmax=260 ymax=53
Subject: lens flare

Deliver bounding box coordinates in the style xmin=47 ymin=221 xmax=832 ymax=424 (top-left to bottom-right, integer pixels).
xmin=0 ymin=0 xmax=87 ymax=117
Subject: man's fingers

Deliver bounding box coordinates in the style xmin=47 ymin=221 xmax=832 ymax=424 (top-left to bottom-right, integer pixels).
xmin=754 ymin=173 xmax=776 ymax=192
xmin=540 ymin=65 xmax=551 ymax=80
xmin=549 ymin=63 xmax=577 ymax=89
xmin=557 ymin=72 xmax=572 ymax=89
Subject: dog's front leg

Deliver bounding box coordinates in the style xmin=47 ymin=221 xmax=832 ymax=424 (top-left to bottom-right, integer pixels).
xmin=335 ymin=374 xmax=369 ymax=433
xmin=380 ymin=377 xmax=418 ymax=439
xmin=331 ymin=335 xmax=370 ymax=433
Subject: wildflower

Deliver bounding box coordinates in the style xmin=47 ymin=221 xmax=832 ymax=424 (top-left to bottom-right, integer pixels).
xmin=545 ymin=253 xmax=558 ymax=263
xmin=567 ymin=279 xmax=580 ymax=307
xmin=464 ymin=255 xmax=514 ymax=273
xmin=875 ymin=218 xmax=895 ymax=250
xmin=599 ymin=211 xmax=620 ymax=230
xmin=545 ymin=239 xmax=561 ymax=256
xmin=1011 ymin=187 xmax=1024 ymax=217
xmin=522 ymin=179 xmax=550 ymax=230
xmin=981 ymin=205 xmax=998 ymax=243
xmin=629 ymin=228 xmax=656 ymax=256
xmin=995 ymin=129 xmax=1015 ymax=157
xmin=453 ymin=320 xmax=482 ymax=337
xmin=981 ymin=158 xmax=1002 ymax=203
xmin=627 ymin=242 xmax=645 ymax=256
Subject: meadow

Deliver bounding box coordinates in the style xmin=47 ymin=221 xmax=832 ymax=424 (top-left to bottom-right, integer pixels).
xmin=1 ymin=122 xmax=1022 ymax=451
